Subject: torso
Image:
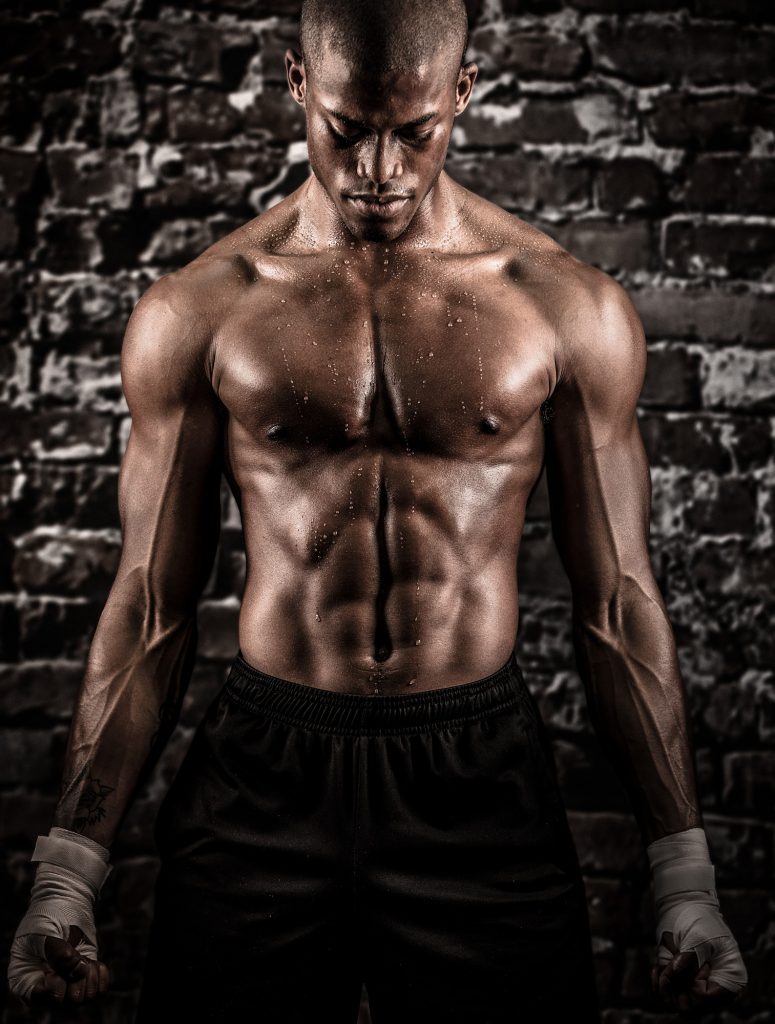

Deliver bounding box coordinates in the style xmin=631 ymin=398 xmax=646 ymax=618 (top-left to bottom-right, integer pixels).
xmin=183 ymin=178 xmax=581 ymax=694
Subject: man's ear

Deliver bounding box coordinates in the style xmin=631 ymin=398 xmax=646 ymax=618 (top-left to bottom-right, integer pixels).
xmin=454 ymin=61 xmax=478 ymax=115
xmin=285 ymin=47 xmax=306 ymax=105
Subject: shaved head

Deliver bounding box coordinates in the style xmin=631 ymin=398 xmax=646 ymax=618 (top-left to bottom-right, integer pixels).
xmin=299 ymin=0 xmax=469 ymax=82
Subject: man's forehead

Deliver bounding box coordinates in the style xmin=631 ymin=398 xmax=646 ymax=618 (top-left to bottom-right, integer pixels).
xmin=309 ymin=57 xmax=453 ymax=125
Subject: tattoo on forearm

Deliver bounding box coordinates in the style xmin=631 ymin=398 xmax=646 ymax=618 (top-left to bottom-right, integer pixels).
xmin=56 ymin=760 xmax=115 ymax=831
xmin=73 ymin=774 xmax=115 ymax=829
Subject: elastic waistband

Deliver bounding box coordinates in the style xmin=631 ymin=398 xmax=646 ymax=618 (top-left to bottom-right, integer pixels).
xmin=224 ymin=649 xmax=530 ymax=736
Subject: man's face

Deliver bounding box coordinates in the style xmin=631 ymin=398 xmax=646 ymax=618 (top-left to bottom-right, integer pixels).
xmin=286 ymin=43 xmax=477 ymax=243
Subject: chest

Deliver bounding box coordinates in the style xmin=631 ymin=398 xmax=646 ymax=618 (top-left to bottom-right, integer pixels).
xmin=213 ymin=270 xmax=555 ymax=460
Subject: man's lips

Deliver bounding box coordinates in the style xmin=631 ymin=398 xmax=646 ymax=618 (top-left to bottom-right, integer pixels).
xmin=345 ymin=195 xmax=411 ymax=218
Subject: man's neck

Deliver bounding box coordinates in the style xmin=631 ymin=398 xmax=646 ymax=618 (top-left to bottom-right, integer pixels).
xmin=294 ymin=170 xmax=468 ymax=257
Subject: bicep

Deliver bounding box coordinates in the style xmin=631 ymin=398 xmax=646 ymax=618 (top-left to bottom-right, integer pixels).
xmin=544 ymin=277 xmax=653 ymax=612
xmin=114 ymin=279 xmax=223 ymax=619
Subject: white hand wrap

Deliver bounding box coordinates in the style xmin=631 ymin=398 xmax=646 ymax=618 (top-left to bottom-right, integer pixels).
xmin=646 ymin=826 xmax=747 ymax=995
xmin=7 ymin=828 xmax=112 ymax=1004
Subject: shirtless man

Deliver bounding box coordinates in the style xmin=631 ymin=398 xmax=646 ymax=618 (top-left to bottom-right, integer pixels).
xmin=8 ymin=0 xmax=748 ymax=1021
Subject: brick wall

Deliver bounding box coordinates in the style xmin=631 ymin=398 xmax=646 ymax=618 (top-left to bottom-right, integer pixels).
xmin=1 ymin=1 xmax=773 ymax=1021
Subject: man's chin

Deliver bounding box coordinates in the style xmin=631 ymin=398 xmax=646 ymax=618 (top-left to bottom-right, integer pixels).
xmin=345 ymin=216 xmax=411 ymax=243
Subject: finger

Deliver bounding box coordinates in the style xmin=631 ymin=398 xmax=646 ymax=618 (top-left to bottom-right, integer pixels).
xmin=83 ymin=959 xmax=99 ymax=1000
xmin=97 ymin=960 xmax=110 ymax=995
xmin=65 ymin=974 xmax=87 ymax=1005
xmin=43 ymin=968 xmax=67 ymax=1003
xmin=44 ymin=935 xmax=88 ymax=979
xmin=658 ymin=951 xmax=700 ymax=995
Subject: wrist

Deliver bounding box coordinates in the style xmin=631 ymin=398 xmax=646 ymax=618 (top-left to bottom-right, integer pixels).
xmin=31 ymin=828 xmax=112 ymax=897
xmin=646 ymin=827 xmax=717 ymax=910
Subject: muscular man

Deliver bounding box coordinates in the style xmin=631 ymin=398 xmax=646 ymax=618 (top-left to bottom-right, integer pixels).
xmin=9 ymin=0 xmax=748 ymax=1021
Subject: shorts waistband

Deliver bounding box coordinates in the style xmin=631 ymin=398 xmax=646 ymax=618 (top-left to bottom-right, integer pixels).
xmin=224 ymin=648 xmax=530 ymax=736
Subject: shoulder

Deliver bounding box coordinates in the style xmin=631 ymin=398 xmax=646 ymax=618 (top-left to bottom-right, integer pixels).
xmin=491 ymin=212 xmax=646 ymax=403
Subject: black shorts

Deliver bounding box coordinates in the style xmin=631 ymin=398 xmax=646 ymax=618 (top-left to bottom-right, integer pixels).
xmin=136 ymin=648 xmax=600 ymax=1023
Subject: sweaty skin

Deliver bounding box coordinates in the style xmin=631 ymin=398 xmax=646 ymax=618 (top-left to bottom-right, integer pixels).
xmin=37 ymin=36 xmax=720 ymax=1015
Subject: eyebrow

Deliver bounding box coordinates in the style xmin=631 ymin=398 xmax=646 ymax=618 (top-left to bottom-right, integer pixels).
xmin=325 ymin=107 xmax=439 ymax=130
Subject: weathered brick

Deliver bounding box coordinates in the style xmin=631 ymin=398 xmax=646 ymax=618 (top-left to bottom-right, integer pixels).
xmin=140 ymin=215 xmax=242 ymax=266
xmin=447 ymin=151 xmax=591 ymax=211
xmin=0 ymin=18 xmax=122 ymax=83
xmin=167 ymin=88 xmax=242 ymax=143
xmin=0 ymin=206 xmax=18 ymax=257
xmin=689 ymin=538 xmax=773 ymax=597
xmin=242 ymin=87 xmax=307 ymax=142
xmin=13 ymin=528 xmax=121 ymax=595
xmin=197 ymin=599 xmax=240 ymax=659
xmin=632 ymin=285 xmax=775 ymax=346
xmin=704 ymin=671 xmax=775 ymax=745
xmin=0 ymin=790 xmax=57 ymax=842
xmin=47 ymin=146 xmax=136 ymax=209
xmin=0 ymin=661 xmax=82 ymax=719
xmin=469 ymin=25 xmax=586 ymax=79
xmin=701 ymin=347 xmax=775 ymax=412
xmin=519 ymin=531 xmax=573 ymax=599
xmin=461 ymin=92 xmax=631 ymax=146
xmin=133 ymin=22 xmax=255 ymax=86
xmin=722 ymin=751 xmax=775 ymax=815
xmin=591 ymin=21 xmax=775 ymax=86
xmin=29 ymin=273 xmax=148 ymax=346
xmin=596 ymin=158 xmax=663 ymax=212
xmin=18 ymin=596 xmax=102 ymax=659
xmin=36 ymin=212 xmax=103 ymax=273
xmin=695 ymin=0 xmax=775 ymax=19
xmin=0 ymin=148 xmax=40 ymax=200
xmin=142 ymin=143 xmax=284 ymax=212
xmin=549 ymin=218 xmax=654 ymax=273
xmin=686 ymin=475 xmax=758 ymax=535
xmin=676 ymin=157 xmax=775 ymax=214
xmin=647 ymin=92 xmax=775 ymax=149
xmin=570 ymin=812 xmax=644 ymax=873
xmin=0 ymin=728 xmax=57 ymax=784
xmin=0 ymin=408 xmax=114 ymax=461
xmin=664 ymin=220 xmax=775 ymax=280
xmin=640 ymin=343 xmax=702 ymax=408
xmin=639 ymin=413 xmax=730 ymax=471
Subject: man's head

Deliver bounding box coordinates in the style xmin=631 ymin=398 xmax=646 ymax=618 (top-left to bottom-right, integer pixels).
xmin=286 ymin=0 xmax=477 ymax=243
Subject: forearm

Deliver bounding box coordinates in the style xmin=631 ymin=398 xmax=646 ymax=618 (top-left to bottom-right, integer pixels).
xmin=52 ymin=590 xmax=198 ymax=849
xmin=572 ymin=579 xmax=702 ymax=846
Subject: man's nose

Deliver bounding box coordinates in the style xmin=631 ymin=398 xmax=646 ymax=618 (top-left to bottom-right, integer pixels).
xmin=356 ymin=135 xmax=403 ymax=185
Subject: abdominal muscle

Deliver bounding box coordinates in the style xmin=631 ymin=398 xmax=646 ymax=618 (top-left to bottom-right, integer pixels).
xmin=234 ymin=476 xmax=523 ymax=696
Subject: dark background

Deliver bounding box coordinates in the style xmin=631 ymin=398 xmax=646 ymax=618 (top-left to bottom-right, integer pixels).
xmin=1 ymin=0 xmax=773 ymax=1021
